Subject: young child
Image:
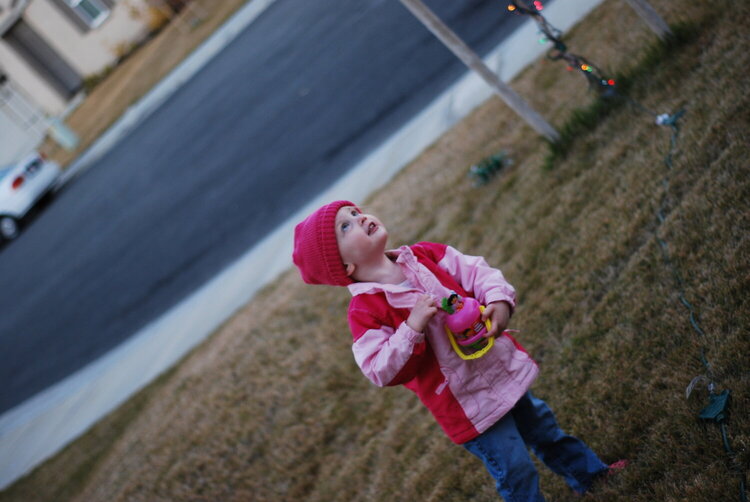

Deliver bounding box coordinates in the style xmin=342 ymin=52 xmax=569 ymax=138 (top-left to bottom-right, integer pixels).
xmin=292 ymin=200 xmax=624 ymax=500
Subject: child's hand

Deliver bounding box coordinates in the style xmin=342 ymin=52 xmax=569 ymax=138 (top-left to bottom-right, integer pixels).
xmin=406 ymin=295 xmax=439 ymax=333
xmin=481 ymin=301 xmax=511 ymax=338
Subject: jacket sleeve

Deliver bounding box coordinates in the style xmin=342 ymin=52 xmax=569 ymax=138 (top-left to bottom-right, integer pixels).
xmin=348 ymin=307 xmax=427 ymax=387
xmin=437 ymin=245 xmax=516 ymax=312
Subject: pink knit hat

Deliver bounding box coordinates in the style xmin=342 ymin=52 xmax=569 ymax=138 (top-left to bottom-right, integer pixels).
xmin=293 ymin=200 xmax=358 ymax=286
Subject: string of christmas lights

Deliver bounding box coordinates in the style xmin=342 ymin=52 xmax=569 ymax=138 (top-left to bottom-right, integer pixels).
xmin=505 ymin=0 xmax=686 ymax=129
xmin=502 ymin=5 xmax=746 ymax=499
xmin=507 ymin=0 xmax=617 ymax=97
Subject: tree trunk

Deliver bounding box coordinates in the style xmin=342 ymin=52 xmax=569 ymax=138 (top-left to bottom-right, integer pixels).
xmin=623 ymin=0 xmax=672 ymax=40
xmin=398 ymin=0 xmax=560 ymax=142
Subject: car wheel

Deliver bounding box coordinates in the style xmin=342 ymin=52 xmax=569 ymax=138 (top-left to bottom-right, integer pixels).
xmin=0 ymin=216 xmax=19 ymax=241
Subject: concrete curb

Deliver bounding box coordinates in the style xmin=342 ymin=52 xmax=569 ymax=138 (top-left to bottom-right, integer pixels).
xmin=0 ymin=0 xmax=605 ymax=489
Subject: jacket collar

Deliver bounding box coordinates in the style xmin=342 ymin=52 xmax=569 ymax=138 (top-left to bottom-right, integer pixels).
xmin=347 ymin=245 xmax=418 ymax=297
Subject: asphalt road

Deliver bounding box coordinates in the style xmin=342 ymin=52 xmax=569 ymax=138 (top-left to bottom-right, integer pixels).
xmin=0 ymin=0 xmax=528 ymax=413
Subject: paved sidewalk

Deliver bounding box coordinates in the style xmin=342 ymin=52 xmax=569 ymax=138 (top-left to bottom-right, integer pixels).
xmin=0 ymin=0 xmax=604 ymax=489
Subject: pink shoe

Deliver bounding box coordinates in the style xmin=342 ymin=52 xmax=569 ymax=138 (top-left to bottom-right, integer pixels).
xmin=577 ymin=459 xmax=629 ymax=496
xmin=606 ymin=459 xmax=629 ymax=476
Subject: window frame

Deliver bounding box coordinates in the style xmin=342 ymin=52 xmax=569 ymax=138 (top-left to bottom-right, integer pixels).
xmin=63 ymin=0 xmax=111 ymax=29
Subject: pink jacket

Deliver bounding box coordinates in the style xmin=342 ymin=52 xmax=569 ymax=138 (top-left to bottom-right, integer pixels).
xmin=347 ymin=242 xmax=538 ymax=444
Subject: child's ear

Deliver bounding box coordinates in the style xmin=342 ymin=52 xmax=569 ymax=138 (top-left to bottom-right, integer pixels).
xmin=344 ymin=263 xmax=356 ymax=277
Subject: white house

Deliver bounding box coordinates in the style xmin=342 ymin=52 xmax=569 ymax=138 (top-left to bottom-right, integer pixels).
xmin=0 ymin=0 xmax=152 ymax=164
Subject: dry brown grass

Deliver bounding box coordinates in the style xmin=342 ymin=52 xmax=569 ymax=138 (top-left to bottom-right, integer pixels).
xmin=40 ymin=0 xmax=252 ymax=167
xmin=3 ymin=0 xmax=749 ymax=500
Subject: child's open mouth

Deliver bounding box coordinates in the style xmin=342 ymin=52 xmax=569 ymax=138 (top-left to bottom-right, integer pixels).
xmin=368 ymin=222 xmax=377 ymax=235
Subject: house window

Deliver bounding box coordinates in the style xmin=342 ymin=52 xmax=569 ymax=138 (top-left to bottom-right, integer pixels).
xmin=64 ymin=0 xmax=111 ymax=29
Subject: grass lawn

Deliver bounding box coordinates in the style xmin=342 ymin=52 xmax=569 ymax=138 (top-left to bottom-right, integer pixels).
xmin=4 ymin=0 xmax=748 ymax=500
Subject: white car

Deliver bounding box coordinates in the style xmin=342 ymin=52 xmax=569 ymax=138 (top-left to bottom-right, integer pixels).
xmin=0 ymin=152 xmax=62 ymax=241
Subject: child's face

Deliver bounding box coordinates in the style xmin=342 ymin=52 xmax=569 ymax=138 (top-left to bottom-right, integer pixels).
xmin=335 ymin=205 xmax=388 ymax=273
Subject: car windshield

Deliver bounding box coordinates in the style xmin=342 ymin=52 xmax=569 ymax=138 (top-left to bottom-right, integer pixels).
xmin=0 ymin=167 xmax=12 ymax=180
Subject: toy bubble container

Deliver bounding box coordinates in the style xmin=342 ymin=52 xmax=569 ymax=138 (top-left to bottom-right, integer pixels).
xmin=441 ymin=293 xmax=494 ymax=360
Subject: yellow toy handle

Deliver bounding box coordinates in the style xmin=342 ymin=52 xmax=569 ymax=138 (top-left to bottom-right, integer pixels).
xmin=445 ymin=306 xmax=494 ymax=360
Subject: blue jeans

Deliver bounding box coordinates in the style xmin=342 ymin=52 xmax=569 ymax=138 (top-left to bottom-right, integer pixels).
xmin=463 ymin=392 xmax=608 ymax=501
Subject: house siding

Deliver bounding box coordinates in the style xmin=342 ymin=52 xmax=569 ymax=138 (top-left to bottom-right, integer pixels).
xmin=24 ymin=0 xmax=150 ymax=76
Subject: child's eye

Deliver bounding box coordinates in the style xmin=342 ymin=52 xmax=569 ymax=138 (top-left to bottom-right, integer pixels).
xmin=350 ymin=209 xmax=359 ymax=217
xmin=341 ymin=222 xmax=350 ymax=232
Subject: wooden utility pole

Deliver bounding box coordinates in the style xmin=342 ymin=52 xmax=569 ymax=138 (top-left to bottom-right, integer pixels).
xmin=398 ymin=0 xmax=560 ymax=142
xmin=623 ymin=0 xmax=672 ymax=40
